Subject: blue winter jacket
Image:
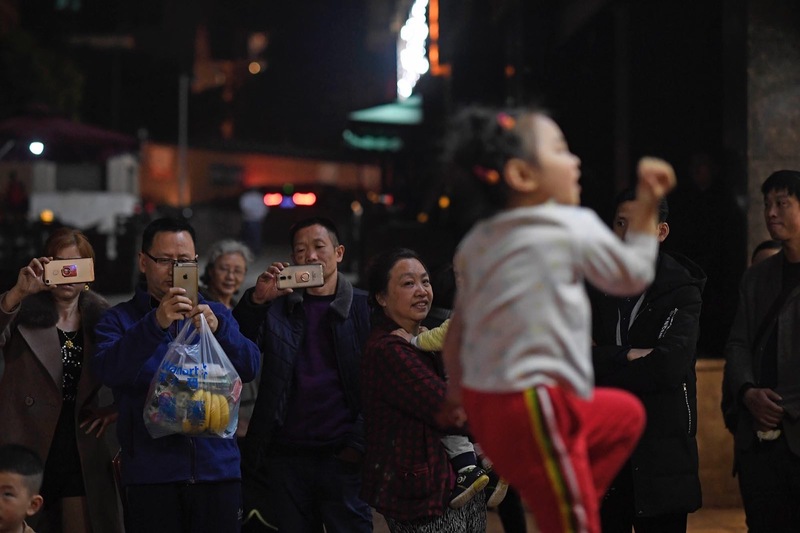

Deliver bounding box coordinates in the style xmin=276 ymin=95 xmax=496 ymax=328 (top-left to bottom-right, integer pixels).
xmin=93 ymin=284 xmax=260 ymax=486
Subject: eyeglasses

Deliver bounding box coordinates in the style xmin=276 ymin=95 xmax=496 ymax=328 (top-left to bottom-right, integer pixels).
xmin=215 ymin=265 xmax=246 ymax=277
xmin=143 ymin=251 xmax=198 ymax=267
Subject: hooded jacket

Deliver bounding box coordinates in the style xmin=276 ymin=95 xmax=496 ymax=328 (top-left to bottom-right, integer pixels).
xmin=590 ymin=251 xmax=706 ymax=517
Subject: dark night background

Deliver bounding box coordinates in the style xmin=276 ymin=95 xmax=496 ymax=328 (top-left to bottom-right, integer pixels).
xmin=1 ymin=0 xmax=747 ymax=356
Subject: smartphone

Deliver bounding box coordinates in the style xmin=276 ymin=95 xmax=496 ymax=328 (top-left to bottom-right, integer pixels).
xmin=44 ymin=258 xmax=95 ymax=286
xmin=173 ymin=262 xmax=199 ymax=306
xmin=276 ymin=264 xmax=324 ymax=290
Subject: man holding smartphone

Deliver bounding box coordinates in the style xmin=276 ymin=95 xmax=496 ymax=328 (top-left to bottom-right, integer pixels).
xmin=93 ymin=217 xmax=260 ymax=533
xmin=233 ymin=216 xmax=373 ymax=533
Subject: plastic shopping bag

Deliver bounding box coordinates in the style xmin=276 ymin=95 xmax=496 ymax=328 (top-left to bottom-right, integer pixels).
xmin=143 ymin=314 xmax=242 ymax=438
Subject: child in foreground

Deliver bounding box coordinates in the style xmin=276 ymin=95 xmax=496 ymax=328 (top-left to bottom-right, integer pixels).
xmin=0 ymin=444 xmax=44 ymax=533
xmin=439 ymin=106 xmax=676 ymax=533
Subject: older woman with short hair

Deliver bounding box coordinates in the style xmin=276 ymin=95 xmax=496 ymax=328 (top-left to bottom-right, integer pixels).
xmin=200 ymin=239 xmax=254 ymax=309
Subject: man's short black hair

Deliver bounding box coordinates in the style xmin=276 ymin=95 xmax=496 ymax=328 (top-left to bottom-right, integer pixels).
xmin=289 ymin=217 xmax=340 ymax=248
xmin=0 ymin=444 xmax=44 ymax=494
xmin=141 ymin=217 xmax=196 ymax=253
xmin=614 ymin=187 xmax=669 ymax=223
xmin=761 ymin=170 xmax=800 ymax=198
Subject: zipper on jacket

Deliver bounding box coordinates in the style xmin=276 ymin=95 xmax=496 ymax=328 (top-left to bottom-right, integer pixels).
xmin=683 ymin=382 xmax=692 ymax=435
xmin=658 ymin=308 xmax=679 ymax=339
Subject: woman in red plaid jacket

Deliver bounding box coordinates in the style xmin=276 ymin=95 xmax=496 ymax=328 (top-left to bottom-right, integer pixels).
xmin=360 ymin=248 xmax=487 ymax=532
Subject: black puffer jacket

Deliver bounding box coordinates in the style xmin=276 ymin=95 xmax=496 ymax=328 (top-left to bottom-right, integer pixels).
xmin=590 ymin=251 xmax=706 ymax=517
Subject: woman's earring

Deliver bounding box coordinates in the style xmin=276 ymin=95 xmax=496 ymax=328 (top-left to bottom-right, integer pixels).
xmin=84 ymin=284 xmax=90 ymax=292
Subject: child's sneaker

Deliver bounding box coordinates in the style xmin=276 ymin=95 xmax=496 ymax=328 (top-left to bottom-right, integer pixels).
xmin=450 ymin=466 xmax=490 ymax=509
xmin=484 ymin=468 xmax=509 ymax=508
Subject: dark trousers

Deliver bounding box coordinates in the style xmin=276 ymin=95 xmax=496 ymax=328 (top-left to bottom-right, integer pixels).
xmin=601 ymin=467 xmax=688 ymax=533
xmin=242 ymin=446 xmax=372 ymax=533
xmin=737 ymin=435 xmax=800 ymax=533
xmin=497 ymin=486 xmax=527 ymax=533
xmin=125 ymin=481 xmax=242 ymax=533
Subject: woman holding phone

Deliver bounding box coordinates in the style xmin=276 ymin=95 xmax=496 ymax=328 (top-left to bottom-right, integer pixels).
xmin=0 ymin=227 xmax=123 ymax=533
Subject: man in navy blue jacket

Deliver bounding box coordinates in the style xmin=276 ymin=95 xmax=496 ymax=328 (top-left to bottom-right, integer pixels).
xmin=94 ymin=217 xmax=260 ymax=533
xmin=233 ymin=217 xmax=373 ymax=533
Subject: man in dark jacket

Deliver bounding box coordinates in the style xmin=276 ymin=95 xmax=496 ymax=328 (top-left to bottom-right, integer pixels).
xmin=724 ymin=170 xmax=800 ymax=531
xmin=94 ymin=217 xmax=261 ymax=533
xmin=233 ymin=217 xmax=373 ymax=533
xmin=590 ymin=189 xmax=705 ymax=532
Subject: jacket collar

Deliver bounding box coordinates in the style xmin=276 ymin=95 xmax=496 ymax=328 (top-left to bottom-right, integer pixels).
xmin=16 ymin=290 xmax=107 ymax=331
xmin=286 ymin=272 xmax=353 ymax=318
xmin=16 ymin=290 xmax=109 ymax=396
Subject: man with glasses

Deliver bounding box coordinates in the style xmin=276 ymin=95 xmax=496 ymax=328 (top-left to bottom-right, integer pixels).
xmin=93 ymin=217 xmax=261 ymax=533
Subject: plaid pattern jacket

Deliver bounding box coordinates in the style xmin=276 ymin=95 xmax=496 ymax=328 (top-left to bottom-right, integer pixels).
xmin=360 ymin=317 xmax=454 ymax=522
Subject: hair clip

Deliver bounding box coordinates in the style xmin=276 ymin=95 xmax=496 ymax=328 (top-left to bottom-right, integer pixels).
xmin=473 ymin=165 xmax=501 ymax=185
xmin=496 ymin=112 xmax=516 ymax=130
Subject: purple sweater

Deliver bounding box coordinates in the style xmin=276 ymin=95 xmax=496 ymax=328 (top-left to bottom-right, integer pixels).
xmin=276 ymin=293 xmax=354 ymax=448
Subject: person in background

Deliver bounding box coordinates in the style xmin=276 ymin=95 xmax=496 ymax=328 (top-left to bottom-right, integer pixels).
xmin=439 ymin=105 xmax=675 ymax=533
xmin=200 ymin=239 xmax=258 ymax=439
xmin=200 ymin=239 xmax=254 ymax=310
xmin=93 ymin=217 xmax=260 ymax=533
xmin=239 ymin=188 xmax=268 ymax=256
xmin=750 ymin=239 xmax=782 ymax=266
xmin=721 ymin=241 xmax=784 ymax=435
xmin=0 ymin=444 xmax=45 ymax=533
xmin=233 ymin=217 xmax=372 ymax=533
xmin=590 ymin=188 xmax=705 ymax=532
xmin=362 ymin=247 xmax=486 ymax=532
xmin=3 ymin=171 xmax=29 ymax=224
xmin=0 ymin=227 xmax=122 ymax=533
xmin=724 ymin=170 xmax=800 ymax=531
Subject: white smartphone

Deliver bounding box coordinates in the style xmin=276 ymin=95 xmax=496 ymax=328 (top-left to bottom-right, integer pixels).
xmin=44 ymin=258 xmax=95 ymax=286
xmin=173 ymin=262 xmax=199 ymax=306
xmin=276 ymin=264 xmax=324 ymax=290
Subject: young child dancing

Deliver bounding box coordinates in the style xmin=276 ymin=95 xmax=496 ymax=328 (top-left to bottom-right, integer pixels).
xmin=439 ymin=106 xmax=676 ymax=533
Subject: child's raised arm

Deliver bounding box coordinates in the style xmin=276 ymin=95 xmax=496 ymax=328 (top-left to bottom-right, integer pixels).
xmin=628 ymin=157 xmax=677 ymax=236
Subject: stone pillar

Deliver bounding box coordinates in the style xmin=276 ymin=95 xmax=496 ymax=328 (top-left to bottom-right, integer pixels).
xmin=746 ymin=0 xmax=800 ymax=252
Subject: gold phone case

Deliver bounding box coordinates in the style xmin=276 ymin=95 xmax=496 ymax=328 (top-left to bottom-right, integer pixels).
xmin=276 ymin=264 xmax=324 ymax=290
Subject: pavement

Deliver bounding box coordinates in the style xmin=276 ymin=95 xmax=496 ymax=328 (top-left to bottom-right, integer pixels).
xmin=372 ymin=506 xmax=747 ymax=532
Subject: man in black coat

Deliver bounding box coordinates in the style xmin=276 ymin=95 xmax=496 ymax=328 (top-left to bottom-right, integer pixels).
xmin=589 ymin=189 xmax=706 ymax=532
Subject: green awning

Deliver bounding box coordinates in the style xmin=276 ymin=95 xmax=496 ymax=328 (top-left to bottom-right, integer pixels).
xmin=343 ymin=96 xmax=422 ymax=152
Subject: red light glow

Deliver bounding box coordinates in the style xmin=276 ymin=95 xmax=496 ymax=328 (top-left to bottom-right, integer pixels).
xmin=293 ymin=192 xmax=317 ymax=206
xmin=264 ymin=193 xmax=283 ymax=206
